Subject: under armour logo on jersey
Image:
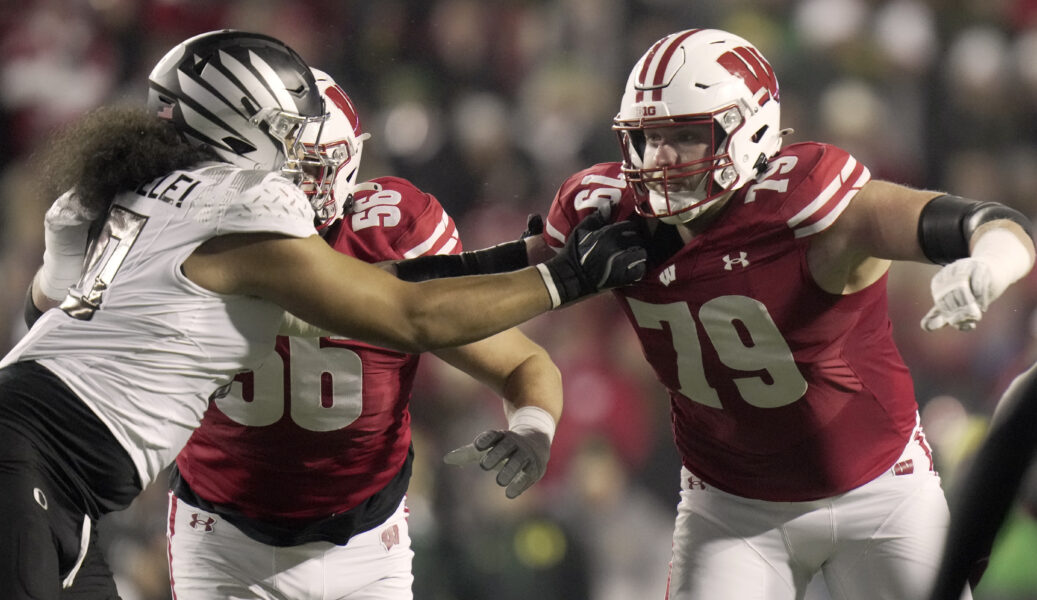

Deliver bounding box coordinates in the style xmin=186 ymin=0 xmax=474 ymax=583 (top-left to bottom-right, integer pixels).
xmin=381 ymin=524 xmax=400 ymax=551
xmin=687 ymin=477 xmax=707 ymax=490
xmin=722 ymin=252 xmax=749 ymax=270
xmin=189 ymin=514 xmax=216 ymax=532
xmin=659 ymin=264 xmax=677 ymax=286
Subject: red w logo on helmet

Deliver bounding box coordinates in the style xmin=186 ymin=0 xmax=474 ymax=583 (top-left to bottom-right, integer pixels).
xmin=716 ymin=47 xmax=780 ymax=107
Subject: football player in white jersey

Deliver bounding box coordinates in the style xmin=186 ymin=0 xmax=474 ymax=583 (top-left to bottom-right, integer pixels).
xmin=402 ymin=29 xmax=1034 ymax=600
xmin=164 ymin=69 xmax=563 ymax=600
xmin=0 ymin=30 xmax=647 ymax=600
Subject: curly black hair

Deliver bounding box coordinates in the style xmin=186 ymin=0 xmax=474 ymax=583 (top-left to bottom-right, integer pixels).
xmin=38 ymin=105 xmax=219 ymax=217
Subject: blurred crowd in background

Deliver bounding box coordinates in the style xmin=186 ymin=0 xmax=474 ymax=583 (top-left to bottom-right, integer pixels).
xmin=2 ymin=0 xmax=1037 ymax=598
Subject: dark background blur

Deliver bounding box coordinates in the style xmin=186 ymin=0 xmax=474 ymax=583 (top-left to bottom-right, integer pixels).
xmin=2 ymin=1 xmax=1037 ymax=599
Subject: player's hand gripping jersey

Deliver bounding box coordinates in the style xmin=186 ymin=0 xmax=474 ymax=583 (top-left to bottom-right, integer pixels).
xmin=175 ymin=177 xmax=461 ymax=545
xmin=545 ymin=143 xmax=920 ymax=501
xmin=0 ymin=164 xmax=317 ymax=488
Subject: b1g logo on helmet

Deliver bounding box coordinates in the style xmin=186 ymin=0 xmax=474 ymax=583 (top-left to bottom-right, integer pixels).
xmin=716 ymin=46 xmax=779 ymax=107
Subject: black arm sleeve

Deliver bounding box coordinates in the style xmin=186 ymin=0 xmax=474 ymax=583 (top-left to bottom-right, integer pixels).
xmin=928 ymin=363 xmax=1037 ymax=600
xmin=394 ymin=239 xmax=530 ymax=282
xmin=918 ymin=195 xmax=1033 ymax=265
xmin=23 ymin=282 xmax=44 ymax=328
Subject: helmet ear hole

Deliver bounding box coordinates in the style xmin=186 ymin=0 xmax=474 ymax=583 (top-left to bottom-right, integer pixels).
xmin=753 ymin=153 xmax=769 ymax=175
xmin=751 ymin=125 xmax=769 ymax=144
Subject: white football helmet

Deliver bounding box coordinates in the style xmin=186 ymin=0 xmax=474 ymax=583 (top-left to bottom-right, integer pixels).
xmin=147 ymin=30 xmax=326 ymax=184
xmin=301 ymin=69 xmax=369 ymax=230
xmin=614 ymin=29 xmax=784 ymax=224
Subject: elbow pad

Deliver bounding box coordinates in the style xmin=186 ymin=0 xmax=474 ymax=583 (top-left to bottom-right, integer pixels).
xmin=917 ymin=195 xmax=1034 ymax=265
xmin=394 ymin=239 xmax=529 ymax=282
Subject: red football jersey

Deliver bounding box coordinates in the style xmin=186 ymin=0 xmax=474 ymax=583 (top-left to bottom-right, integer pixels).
xmin=544 ymin=143 xmax=918 ymax=501
xmin=176 ymin=177 xmax=462 ymax=520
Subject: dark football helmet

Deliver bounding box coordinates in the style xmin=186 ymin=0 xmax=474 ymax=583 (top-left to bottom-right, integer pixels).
xmin=147 ymin=30 xmax=325 ymax=185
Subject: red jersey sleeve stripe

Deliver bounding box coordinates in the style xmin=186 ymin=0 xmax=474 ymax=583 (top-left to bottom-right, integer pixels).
xmin=438 ymin=233 xmax=460 ymax=255
xmin=402 ymin=212 xmax=457 ymax=258
xmin=545 ymin=218 xmax=568 ymax=249
xmin=786 ymin=156 xmax=870 ymax=237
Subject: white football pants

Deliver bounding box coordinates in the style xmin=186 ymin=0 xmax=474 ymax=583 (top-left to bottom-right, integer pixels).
xmin=666 ymin=427 xmax=972 ymax=600
xmin=167 ymin=494 xmax=413 ymax=600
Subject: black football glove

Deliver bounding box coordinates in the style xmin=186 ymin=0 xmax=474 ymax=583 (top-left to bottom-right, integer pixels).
xmin=443 ymin=429 xmax=551 ymax=499
xmin=538 ymin=211 xmax=647 ymax=307
xmin=522 ymin=213 xmax=544 ymax=238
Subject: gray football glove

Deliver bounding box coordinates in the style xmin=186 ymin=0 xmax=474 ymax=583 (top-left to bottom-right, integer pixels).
xmin=443 ymin=429 xmax=551 ymax=499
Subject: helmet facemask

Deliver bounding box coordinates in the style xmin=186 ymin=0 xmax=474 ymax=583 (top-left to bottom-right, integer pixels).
xmin=616 ymin=108 xmax=746 ymax=224
xmin=300 ymin=70 xmax=368 ymax=231
xmin=249 ymin=106 xmax=329 ymax=185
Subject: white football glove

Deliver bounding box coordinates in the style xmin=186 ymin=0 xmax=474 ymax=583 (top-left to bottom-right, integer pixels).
xmin=38 ymin=191 xmax=100 ymax=300
xmin=921 ymin=259 xmax=993 ymax=331
xmin=443 ymin=406 xmax=555 ymax=499
xmin=921 ymin=228 xmax=1033 ymax=332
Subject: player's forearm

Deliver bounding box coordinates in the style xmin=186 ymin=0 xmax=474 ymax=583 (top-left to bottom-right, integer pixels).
xmin=24 ymin=270 xmax=63 ymax=328
xmin=399 ymin=268 xmax=553 ymax=352
xmin=499 ymin=347 xmax=562 ymax=424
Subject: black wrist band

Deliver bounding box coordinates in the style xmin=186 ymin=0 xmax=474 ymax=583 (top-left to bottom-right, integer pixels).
xmin=23 ymin=283 xmax=45 ymax=328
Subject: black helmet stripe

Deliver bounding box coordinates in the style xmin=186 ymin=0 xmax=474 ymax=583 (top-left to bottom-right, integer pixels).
xmin=148 ymin=80 xmax=248 ymax=153
xmin=217 ymin=49 xmax=299 ymax=114
xmin=177 ymin=73 xmax=265 ymax=152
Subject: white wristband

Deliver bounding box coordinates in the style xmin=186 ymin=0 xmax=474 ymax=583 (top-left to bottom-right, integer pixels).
xmin=535 ymin=263 xmax=562 ymax=309
xmin=38 ymin=192 xmax=96 ymax=301
xmin=38 ymin=241 xmax=88 ymax=301
xmin=507 ymin=405 xmax=557 ymax=444
xmin=971 ymin=228 xmax=1034 ymax=295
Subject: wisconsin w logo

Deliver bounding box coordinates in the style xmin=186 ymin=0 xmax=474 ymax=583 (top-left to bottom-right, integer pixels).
xmin=659 ymin=265 xmax=677 ymax=286
xmin=716 ymin=46 xmax=779 ymax=106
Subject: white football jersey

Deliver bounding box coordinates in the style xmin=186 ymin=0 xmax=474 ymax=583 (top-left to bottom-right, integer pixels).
xmin=0 ymin=163 xmax=317 ymax=487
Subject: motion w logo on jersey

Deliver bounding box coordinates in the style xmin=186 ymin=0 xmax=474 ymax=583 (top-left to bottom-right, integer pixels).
xmin=659 ymin=264 xmax=677 ymax=286
xmin=380 ymin=524 xmax=400 ymax=552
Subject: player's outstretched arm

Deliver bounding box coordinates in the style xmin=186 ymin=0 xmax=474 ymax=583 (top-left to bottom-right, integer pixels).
xmin=391 ymin=213 xmax=550 ymax=282
xmin=434 ymin=328 xmax=562 ymax=499
xmin=183 ymin=212 xmax=646 ymax=353
xmin=23 ymin=192 xmax=101 ymax=327
xmin=813 ymin=179 xmax=1034 ymax=330
xmin=915 ymin=194 xmax=1034 ymax=331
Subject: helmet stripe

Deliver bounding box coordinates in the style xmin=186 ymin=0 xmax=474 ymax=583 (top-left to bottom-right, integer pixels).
xmin=635 ymin=36 xmax=670 ymax=103
xmin=220 ymin=50 xmax=294 ymax=113
xmin=648 ymin=29 xmax=699 ymax=101
xmin=178 ymin=72 xmax=261 ymax=149
xmin=247 ymin=50 xmax=299 ymax=113
xmin=324 ymin=84 xmax=363 ymax=136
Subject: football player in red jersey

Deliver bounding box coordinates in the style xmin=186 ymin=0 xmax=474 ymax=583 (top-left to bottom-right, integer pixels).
xmin=162 ymin=70 xmax=565 ymax=599
xmin=541 ymin=29 xmax=1033 ymax=600
xmin=405 ymin=28 xmax=1035 ymax=600
xmin=7 ymin=31 xmax=646 ymax=600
